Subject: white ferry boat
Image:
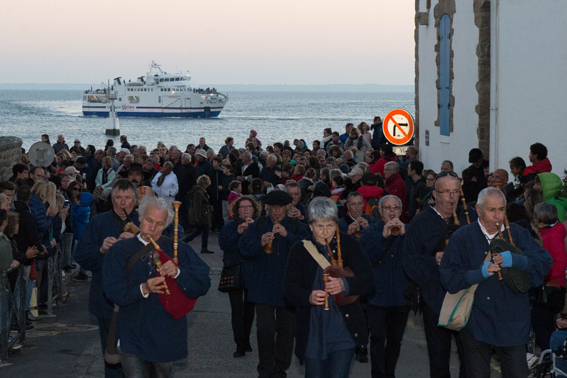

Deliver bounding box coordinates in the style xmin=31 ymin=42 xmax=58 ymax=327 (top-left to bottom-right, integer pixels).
xmin=82 ymin=61 xmax=228 ymax=118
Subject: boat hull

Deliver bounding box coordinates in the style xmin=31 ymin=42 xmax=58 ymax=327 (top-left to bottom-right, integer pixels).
xmin=82 ymin=108 xmax=223 ymax=118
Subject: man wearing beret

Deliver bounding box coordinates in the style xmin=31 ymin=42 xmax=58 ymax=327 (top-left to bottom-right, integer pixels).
xmin=239 ymin=190 xmax=309 ymax=378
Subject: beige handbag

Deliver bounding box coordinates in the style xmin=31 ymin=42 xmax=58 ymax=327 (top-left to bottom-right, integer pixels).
xmin=438 ymin=252 xmax=492 ymax=331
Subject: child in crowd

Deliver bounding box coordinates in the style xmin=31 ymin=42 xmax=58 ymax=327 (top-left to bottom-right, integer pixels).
xmin=227 ymin=181 xmax=243 ymax=220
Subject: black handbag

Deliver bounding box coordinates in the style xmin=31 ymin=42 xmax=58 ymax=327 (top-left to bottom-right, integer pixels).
xmin=218 ymin=263 xmax=242 ymax=293
xmin=534 ymin=283 xmax=566 ymax=314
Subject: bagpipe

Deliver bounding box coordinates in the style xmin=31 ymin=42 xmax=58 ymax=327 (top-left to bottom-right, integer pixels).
xmin=145 ymin=200 xmax=197 ymax=319
xmin=323 ymin=227 xmax=359 ymax=307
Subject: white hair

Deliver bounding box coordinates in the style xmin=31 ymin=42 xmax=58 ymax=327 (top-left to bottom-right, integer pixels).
xmin=477 ymin=187 xmax=506 ymax=208
xmin=378 ymin=194 xmax=402 ymax=208
xmin=384 ymin=161 xmax=399 ymax=173
xmin=267 ymin=154 xmax=278 ymax=163
xmin=307 ymin=197 xmax=339 ymax=224
xmin=138 ymin=196 xmax=174 ymax=227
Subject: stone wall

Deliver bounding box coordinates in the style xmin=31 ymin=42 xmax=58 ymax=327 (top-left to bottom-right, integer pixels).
xmin=0 ymin=137 xmax=23 ymax=181
xmin=474 ymin=0 xmax=491 ymax=158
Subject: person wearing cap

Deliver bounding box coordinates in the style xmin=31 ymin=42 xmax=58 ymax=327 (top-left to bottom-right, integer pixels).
xmin=467 ymin=148 xmax=488 ymax=190
xmin=195 ymin=149 xmax=213 ymax=178
xmin=384 ymin=162 xmax=407 ymax=222
xmin=239 ymin=190 xmax=309 ymax=378
xmin=74 ymin=139 xmax=86 ymax=156
xmin=246 ymin=130 xmax=262 ymax=148
xmin=348 ymin=167 xmax=364 ymax=185
xmin=339 ymin=191 xmax=377 ymax=235
xmin=65 ymin=166 xmax=81 ymax=180
xmin=119 ymin=163 xmax=151 ymax=187
xmin=370 ymin=144 xmax=397 ymax=176
xmin=403 ymin=173 xmax=478 ymax=378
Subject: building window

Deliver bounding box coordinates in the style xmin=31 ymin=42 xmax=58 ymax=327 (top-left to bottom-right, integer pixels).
xmin=439 ymin=14 xmax=451 ymax=136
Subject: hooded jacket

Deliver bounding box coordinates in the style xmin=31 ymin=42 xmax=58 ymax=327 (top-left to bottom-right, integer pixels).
xmin=539 ymin=173 xmax=567 ymax=222
xmin=370 ymin=155 xmax=396 ymax=176
xmin=523 ymin=157 xmax=552 ymax=177
xmin=357 ymin=185 xmax=385 ymax=216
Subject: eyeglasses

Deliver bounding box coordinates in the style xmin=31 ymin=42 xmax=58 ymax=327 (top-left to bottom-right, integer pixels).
xmin=72 ymin=188 xmax=81 ymax=192
xmin=382 ymin=205 xmax=401 ymax=211
xmin=436 ymin=189 xmax=460 ymax=196
xmin=349 ymin=202 xmax=365 ymax=207
xmin=436 ymin=171 xmax=458 ymax=178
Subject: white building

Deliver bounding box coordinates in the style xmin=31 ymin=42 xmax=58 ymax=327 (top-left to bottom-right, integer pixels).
xmin=415 ymin=0 xmax=567 ymax=176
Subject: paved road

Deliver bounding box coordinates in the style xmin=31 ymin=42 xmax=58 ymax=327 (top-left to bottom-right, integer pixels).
xmin=1 ymin=234 xmax=475 ymax=378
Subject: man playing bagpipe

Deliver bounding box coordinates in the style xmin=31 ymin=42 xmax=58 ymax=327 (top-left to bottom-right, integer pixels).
xmin=440 ymin=187 xmax=552 ymax=378
xmin=103 ymin=196 xmax=211 ymax=378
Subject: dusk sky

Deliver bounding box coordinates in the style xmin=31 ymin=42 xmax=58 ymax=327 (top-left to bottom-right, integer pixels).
xmin=1 ymin=0 xmax=415 ymax=85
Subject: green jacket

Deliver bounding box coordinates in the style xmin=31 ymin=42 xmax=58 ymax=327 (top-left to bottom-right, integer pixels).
xmin=0 ymin=233 xmax=12 ymax=271
xmin=539 ymin=172 xmax=567 ymax=222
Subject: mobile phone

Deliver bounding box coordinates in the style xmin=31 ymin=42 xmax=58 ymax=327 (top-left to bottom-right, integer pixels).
xmin=82 ymin=173 xmax=87 ymax=179
xmin=64 ymin=199 xmax=70 ymax=208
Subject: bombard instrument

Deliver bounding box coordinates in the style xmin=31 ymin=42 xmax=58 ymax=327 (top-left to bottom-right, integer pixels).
xmin=457 ymin=178 xmax=471 ymax=224
xmin=452 ymin=207 xmax=460 ymax=227
xmin=264 ymin=218 xmax=279 ymax=254
xmin=146 ymin=234 xmax=198 ymax=319
xmin=323 ymin=227 xmax=357 ymax=306
xmin=494 ymin=224 xmax=505 ymax=280
xmin=172 ymin=201 xmax=182 ymax=264
xmin=391 ymin=226 xmax=401 ymax=236
xmin=504 ymin=215 xmax=514 ymax=246
xmin=323 ymin=273 xmax=330 ymax=311
xmin=354 ymin=225 xmax=362 ymax=238
xmin=152 ymin=251 xmax=171 ymax=295
xmin=123 ymin=209 xmax=140 ymax=234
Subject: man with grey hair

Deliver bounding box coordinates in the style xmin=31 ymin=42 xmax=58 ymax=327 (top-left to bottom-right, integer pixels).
xmin=103 ymin=196 xmax=210 ymax=378
xmin=440 ymin=187 xmax=552 ymax=377
xmin=259 ymin=154 xmax=281 ymax=189
xmin=440 ymin=160 xmax=454 ymax=173
xmin=237 ymin=151 xmax=260 ymax=195
xmin=74 ymin=178 xmax=140 ymax=378
xmin=404 ymin=173 xmax=478 ymax=378
xmin=359 ymin=194 xmax=409 ymax=378
xmin=384 ymin=161 xmax=407 ymax=222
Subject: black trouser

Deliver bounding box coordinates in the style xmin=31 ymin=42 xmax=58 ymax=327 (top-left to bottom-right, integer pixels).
xmin=119 ymin=348 xmax=173 ymax=378
xmin=97 ymin=317 xmax=124 ymax=378
xmin=184 ymin=224 xmax=209 ymax=250
xmin=229 ymin=289 xmax=255 ymax=353
xmin=422 ymin=302 xmax=467 ymax=378
xmin=459 ymin=326 xmax=528 ymax=378
xmin=531 ymin=304 xmax=556 ymax=351
xmin=255 ymin=303 xmax=295 ymax=378
xmin=178 ymin=195 xmax=190 ymax=231
xmin=211 ymin=198 xmax=224 ymax=231
xmin=367 ymin=304 xmax=410 ymax=378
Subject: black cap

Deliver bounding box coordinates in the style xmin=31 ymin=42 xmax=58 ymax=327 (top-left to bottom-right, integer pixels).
xmin=261 ymin=190 xmax=293 ymax=206
xmin=468 ymin=148 xmax=483 ymax=163
xmin=119 ymin=163 xmax=151 ymax=180
xmin=361 ymin=172 xmax=378 ymax=186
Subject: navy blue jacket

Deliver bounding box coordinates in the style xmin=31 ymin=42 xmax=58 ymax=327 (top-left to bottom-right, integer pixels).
xmin=359 ymin=220 xmax=408 ymax=307
xmin=239 ymin=216 xmax=309 ymax=306
xmin=28 ymin=194 xmax=53 ymax=236
xmin=219 ymin=218 xmax=246 ymax=268
xmin=338 ymin=213 xmax=376 ymax=235
xmin=103 ymin=236 xmax=210 ymax=362
xmin=403 ymin=205 xmax=477 ymax=313
xmin=74 ymin=210 xmax=140 ymax=318
xmin=440 ymin=221 xmax=552 ymax=346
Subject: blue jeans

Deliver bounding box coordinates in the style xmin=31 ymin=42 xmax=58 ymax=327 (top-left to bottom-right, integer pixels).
xmin=305 ymin=347 xmax=355 ymax=378
xmin=550 ymin=330 xmax=567 ymax=374
xmin=61 ymin=233 xmax=74 ymax=267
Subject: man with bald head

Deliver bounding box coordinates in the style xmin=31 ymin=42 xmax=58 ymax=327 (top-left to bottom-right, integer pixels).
xmin=404 ymin=173 xmax=478 ymax=378
xmin=440 ymin=187 xmax=551 ymax=377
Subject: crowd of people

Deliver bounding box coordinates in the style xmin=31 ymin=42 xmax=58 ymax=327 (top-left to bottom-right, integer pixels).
xmin=0 ymin=123 xmax=565 ymax=378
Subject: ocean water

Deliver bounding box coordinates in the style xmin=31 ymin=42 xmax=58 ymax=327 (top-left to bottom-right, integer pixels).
xmin=0 ymin=90 xmax=414 ymax=152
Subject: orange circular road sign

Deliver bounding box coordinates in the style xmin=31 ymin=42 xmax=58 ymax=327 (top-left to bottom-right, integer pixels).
xmin=382 ymin=109 xmax=414 ymax=145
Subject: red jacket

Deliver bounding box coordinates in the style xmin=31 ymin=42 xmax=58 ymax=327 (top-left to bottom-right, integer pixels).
xmin=523 ymin=158 xmax=552 ymax=176
xmin=370 ymin=155 xmax=397 ymax=176
xmin=540 ymin=222 xmax=567 ymax=287
xmin=385 ymin=172 xmax=407 ymax=222
xmin=357 ymin=185 xmax=385 ymax=216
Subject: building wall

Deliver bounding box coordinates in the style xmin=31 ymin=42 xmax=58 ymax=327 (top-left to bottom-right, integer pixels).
xmin=416 ymin=0 xmax=480 ymax=174
xmin=489 ymin=0 xmax=567 ymax=176
xmin=0 ymin=137 xmax=23 ymax=181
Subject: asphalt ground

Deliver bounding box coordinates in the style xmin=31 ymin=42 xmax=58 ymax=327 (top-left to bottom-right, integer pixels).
xmin=0 ymin=233 xmax=486 ymax=378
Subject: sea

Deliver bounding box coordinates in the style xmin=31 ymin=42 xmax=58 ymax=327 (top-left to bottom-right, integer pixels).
xmin=0 ymin=90 xmax=414 ymax=152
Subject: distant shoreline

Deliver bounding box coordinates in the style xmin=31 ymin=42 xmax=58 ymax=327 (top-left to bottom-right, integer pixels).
xmin=0 ymin=83 xmax=414 ymax=93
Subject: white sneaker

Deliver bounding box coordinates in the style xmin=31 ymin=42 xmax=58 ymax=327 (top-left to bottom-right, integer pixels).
xmin=526 ymin=352 xmax=538 ymax=370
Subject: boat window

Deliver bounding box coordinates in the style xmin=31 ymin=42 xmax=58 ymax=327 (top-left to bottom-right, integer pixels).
xmin=158 ymin=96 xmax=161 ymax=103
xmin=175 ymin=78 xmax=180 ymax=81
xmin=88 ymin=95 xmax=107 ymax=103
xmin=160 ymin=79 xmax=164 ymax=82
xmin=128 ymin=96 xmax=140 ymax=103
xmin=165 ymin=78 xmax=169 ymax=82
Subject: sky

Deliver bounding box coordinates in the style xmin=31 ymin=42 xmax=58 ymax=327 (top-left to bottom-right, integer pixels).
xmin=1 ymin=0 xmax=415 ymax=85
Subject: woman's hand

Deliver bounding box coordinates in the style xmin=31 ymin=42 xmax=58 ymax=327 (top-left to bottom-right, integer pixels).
xmin=325 ymin=276 xmax=345 ymax=295
xmin=309 ymin=290 xmax=327 ymax=306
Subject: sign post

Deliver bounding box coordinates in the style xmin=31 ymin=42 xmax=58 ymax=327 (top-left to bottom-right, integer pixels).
xmin=382 ymin=109 xmax=415 ymax=146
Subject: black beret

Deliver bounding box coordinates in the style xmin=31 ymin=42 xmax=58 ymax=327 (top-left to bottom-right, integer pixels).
xmin=361 ymin=172 xmax=378 ymax=186
xmin=261 ymin=190 xmax=293 ymax=206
